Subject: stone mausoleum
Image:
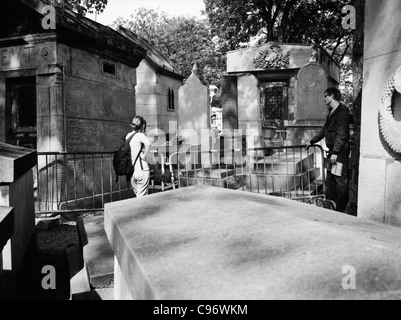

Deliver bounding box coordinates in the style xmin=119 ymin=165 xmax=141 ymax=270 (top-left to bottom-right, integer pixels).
xmin=222 ymin=42 xmax=340 ymax=148
xmin=118 ymin=27 xmax=184 ymax=138
xmin=0 ymin=0 xmax=188 ymax=211
xmin=0 ymin=0 xmax=146 ymax=153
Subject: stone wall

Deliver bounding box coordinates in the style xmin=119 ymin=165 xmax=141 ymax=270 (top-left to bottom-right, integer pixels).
xmin=358 ymin=0 xmax=401 ymax=226
xmin=58 ymin=44 xmax=138 ymax=152
xmin=0 ymin=39 xmax=139 ymax=153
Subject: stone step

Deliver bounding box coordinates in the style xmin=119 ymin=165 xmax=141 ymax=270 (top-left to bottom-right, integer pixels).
xmin=254 ymin=152 xmax=315 ymax=175
xmin=237 ymin=180 xmax=324 ymax=202
xmin=78 ymin=216 xmax=114 ymax=289
xmin=271 ymin=181 xmax=324 ymax=199
xmin=179 ymin=171 xmax=247 ymax=190
xmin=245 ymin=167 xmax=321 ymax=192
xmin=184 ymin=168 xmax=235 ymax=179
xmin=66 ymin=243 xmax=91 ymax=300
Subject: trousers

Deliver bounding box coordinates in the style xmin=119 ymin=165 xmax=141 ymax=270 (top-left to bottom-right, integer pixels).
xmin=131 ymin=170 xmax=150 ymax=197
xmin=326 ymin=146 xmax=350 ymax=212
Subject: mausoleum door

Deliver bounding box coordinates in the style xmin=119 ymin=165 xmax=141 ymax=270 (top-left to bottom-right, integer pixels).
xmin=260 ymin=82 xmax=288 ymax=131
xmin=6 ymin=77 xmax=37 ymax=149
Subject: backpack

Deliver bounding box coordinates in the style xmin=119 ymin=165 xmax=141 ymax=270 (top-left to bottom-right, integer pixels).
xmin=113 ymin=132 xmax=142 ymax=182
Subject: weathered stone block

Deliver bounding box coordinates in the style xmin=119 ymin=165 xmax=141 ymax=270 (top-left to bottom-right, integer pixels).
xmin=383 ymin=161 xmax=401 ymax=227
xmin=0 ymin=143 xmax=37 ymax=183
xmin=357 ymin=157 xmax=386 ymax=223
xmin=178 ymin=71 xmax=210 ymax=139
xmin=364 ymin=0 xmax=401 ymax=60
xmin=254 ymin=152 xmax=315 ymax=175
xmin=297 ymin=63 xmax=328 ymax=121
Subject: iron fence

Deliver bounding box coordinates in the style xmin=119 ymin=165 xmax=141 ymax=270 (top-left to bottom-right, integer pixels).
xmin=35 ymin=144 xmax=327 ymax=214
xmin=168 ymin=144 xmax=326 ymax=203
xmin=35 ymin=150 xmax=175 ymax=214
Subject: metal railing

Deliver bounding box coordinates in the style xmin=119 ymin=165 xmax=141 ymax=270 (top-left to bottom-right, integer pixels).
xmin=35 ymin=144 xmax=327 ymax=214
xmin=35 ymin=150 xmax=175 ymax=214
xmin=168 ymin=144 xmax=326 ymax=203
xmin=35 ymin=151 xmax=125 ymax=214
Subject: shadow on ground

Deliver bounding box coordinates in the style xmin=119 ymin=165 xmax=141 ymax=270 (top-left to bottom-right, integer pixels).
xmin=10 ymin=223 xmax=79 ymax=300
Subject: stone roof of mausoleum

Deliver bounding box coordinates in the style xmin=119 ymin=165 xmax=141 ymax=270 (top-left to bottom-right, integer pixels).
xmin=0 ymin=0 xmax=146 ymax=68
xmin=118 ymin=26 xmax=185 ymax=81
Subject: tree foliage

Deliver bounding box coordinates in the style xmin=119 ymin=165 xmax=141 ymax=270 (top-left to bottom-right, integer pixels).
xmin=53 ymin=0 xmax=108 ymax=16
xmin=203 ymin=0 xmax=352 ymax=62
xmin=113 ymin=8 xmax=226 ymax=84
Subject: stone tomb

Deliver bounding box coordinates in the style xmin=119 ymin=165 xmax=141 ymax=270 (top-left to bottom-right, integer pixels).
xmin=0 ymin=143 xmax=36 ymax=291
xmin=178 ymin=63 xmax=210 ymax=144
xmin=223 ymin=43 xmax=340 ymax=148
xmin=105 ymin=185 xmax=401 ymax=300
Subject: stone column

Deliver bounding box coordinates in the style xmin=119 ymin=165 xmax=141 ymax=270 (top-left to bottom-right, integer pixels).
xmin=0 ymin=77 xmax=6 ymax=143
xmin=358 ymin=0 xmax=401 ymax=226
xmin=237 ymin=74 xmax=263 ymax=158
xmin=37 ymin=65 xmax=66 ymax=210
xmin=37 ymin=64 xmax=65 ymax=152
xmin=222 ymin=75 xmax=238 ymax=131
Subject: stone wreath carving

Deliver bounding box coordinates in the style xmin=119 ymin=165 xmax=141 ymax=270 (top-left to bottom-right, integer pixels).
xmin=379 ymin=66 xmax=401 ymax=153
xmin=253 ymin=44 xmax=290 ymax=69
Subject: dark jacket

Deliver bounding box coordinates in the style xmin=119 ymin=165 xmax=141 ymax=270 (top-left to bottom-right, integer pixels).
xmin=311 ymin=103 xmax=350 ymax=156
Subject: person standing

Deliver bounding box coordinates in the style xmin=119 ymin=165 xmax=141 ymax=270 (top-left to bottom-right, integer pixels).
xmin=126 ymin=116 xmax=151 ymax=197
xmin=306 ymin=87 xmax=351 ymax=212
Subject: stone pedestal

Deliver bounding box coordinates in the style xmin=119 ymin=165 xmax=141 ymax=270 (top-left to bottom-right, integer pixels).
xmin=105 ymin=185 xmax=401 ymax=300
xmin=0 ymin=143 xmax=36 ymax=291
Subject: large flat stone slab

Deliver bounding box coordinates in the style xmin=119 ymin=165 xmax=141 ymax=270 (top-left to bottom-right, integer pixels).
xmin=105 ymin=185 xmax=401 ymax=300
xmin=0 ymin=143 xmax=37 ymax=183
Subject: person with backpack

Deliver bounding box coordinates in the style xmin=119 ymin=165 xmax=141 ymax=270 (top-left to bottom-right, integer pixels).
xmin=126 ymin=115 xmax=151 ymax=197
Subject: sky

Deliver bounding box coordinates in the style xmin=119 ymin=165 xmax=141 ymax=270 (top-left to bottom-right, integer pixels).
xmin=87 ymin=0 xmax=206 ymax=26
